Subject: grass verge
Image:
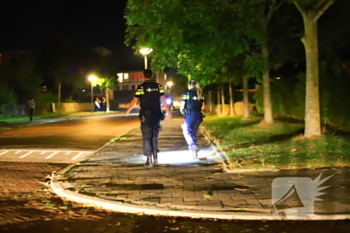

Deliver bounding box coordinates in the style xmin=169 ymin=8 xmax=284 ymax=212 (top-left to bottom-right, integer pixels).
xmin=202 ymin=114 xmax=350 ymax=170
xmin=0 ymin=112 xmax=79 ymax=123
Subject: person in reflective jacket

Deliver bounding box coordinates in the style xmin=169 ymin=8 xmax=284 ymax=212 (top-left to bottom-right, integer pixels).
xmin=180 ymin=80 xmax=205 ymax=158
xmin=125 ymin=69 xmax=172 ymax=167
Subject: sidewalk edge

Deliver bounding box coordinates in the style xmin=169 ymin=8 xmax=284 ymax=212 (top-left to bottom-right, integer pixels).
xmin=50 ymin=175 xmax=350 ymax=221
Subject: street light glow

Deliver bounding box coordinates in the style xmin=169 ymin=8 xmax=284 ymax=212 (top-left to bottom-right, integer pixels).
xmin=88 ymin=74 xmax=98 ymax=112
xmin=166 ymin=81 xmax=173 ymax=87
xmin=88 ymin=75 xmax=98 ymax=82
xmin=139 ymin=48 xmax=153 ymax=55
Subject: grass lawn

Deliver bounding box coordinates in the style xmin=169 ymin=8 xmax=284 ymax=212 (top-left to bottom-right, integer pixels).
xmin=0 ymin=112 xmax=78 ymax=123
xmin=202 ymin=114 xmax=350 ymax=170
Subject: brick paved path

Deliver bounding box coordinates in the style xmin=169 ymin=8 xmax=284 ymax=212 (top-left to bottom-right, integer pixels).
xmin=56 ymin=114 xmax=350 ymax=220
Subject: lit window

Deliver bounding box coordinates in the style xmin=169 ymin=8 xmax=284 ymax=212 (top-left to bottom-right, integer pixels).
xmin=117 ymin=73 xmax=123 ymax=83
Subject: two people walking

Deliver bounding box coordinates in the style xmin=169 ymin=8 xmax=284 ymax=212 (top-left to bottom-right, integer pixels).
xmin=126 ymin=69 xmax=204 ymax=166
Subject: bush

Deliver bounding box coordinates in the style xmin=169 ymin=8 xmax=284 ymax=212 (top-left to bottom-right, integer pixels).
xmin=0 ymin=82 xmax=17 ymax=108
xmin=254 ymin=60 xmax=350 ymax=129
xmin=63 ymin=97 xmax=76 ymax=103
xmin=35 ymin=92 xmax=58 ymax=104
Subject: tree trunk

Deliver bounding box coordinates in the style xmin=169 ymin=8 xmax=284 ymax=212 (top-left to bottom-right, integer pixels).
xmin=217 ymin=87 xmax=221 ymax=115
xmin=229 ymin=81 xmax=235 ymax=116
xmin=260 ymin=41 xmax=273 ymax=124
xmin=243 ymin=76 xmax=249 ymax=118
xmin=294 ymin=0 xmax=334 ymax=137
xmin=301 ymin=15 xmax=321 ymax=137
xmin=106 ymin=89 xmax=110 ymax=112
xmin=58 ymin=81 xmax=61 ymax=104
xmin=221 ymin=84 xmax=225 ymax=116
xmin=208 ymin=91 xmax=213 ymax=112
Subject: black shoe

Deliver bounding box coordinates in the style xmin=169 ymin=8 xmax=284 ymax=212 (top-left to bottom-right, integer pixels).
xmin=153 ymin=152 xmax=158 ymax=165
xmin=145 ymin=156 xmax=153 ymax=167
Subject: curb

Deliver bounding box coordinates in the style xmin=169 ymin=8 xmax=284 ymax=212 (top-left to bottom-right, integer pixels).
xmin=50 ymin=175 xmax=350 ymax=221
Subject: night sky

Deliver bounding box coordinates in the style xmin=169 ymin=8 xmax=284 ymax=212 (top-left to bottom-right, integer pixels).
xmin=0 ymin=0 xmax=143 ymax=70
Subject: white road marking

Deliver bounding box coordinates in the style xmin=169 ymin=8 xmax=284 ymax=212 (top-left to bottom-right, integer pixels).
xmin=45 ymin=151 xmax=59 ymax=159
xmin=19 ymin=151 xmax=33 ymax=158
xmin=0 ymin=151 xmax=8 ymax=156
xmin=0 ymin=149 xmax=92 ymax=162
xmin=71 ymin=152 xmax=83 ymax=160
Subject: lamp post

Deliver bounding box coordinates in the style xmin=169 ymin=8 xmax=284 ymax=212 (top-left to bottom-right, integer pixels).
xmin=139 ymin=48 xmax=153 ymax=69
xmin=88 ymin=75 xmax=98 ymax=112
xmin=166 ymin=81 xmax=173 ymax=94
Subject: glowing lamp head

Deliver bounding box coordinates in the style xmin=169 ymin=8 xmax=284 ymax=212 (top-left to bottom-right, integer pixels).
xmin=139 ymin=48 xmax=153 ymax=55
xmin=88 ymin=75 xmax=98 ymax=82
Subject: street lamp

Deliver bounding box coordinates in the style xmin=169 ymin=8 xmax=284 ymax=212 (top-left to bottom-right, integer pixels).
xmin=166 ymin=81 xmax=173 ymax=93
xmin=88 ymin=75 xmax=98 ymax=112
xmin=139 ymin=48 xmax=153 ymax=69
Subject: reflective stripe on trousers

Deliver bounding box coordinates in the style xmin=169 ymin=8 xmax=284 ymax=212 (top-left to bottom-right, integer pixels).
xmin=181 ymin=111 xmax=202 ymax=147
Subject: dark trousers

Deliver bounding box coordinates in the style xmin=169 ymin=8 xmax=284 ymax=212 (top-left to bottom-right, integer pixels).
xmin=29 ymin=108 xmax=35 ymax=121
xmin=140 ymin=112 xmax=161 ymax=157
xmin=181 ymin=111 xmax=203 ymax=148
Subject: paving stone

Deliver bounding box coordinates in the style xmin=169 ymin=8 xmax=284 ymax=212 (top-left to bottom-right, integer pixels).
xmin=222 ymin=200 xmax=247 ymax=207
xmin=149 ymin=193 xmax=172 ymax=198
xmin=140 ymin=197 xmax=160 ymax=203
xmin=259 ymin=199 xmax=273 ymax=206
xmin=140 ymin=189 xmax=162 ymax=195
xmin=200 ymin=202 xmax=224 ymax=210
xmin=184 ymin=196 xmax=208 ymax=202
xmin=160 ymin=197 xmax=183 ymax=204
xmin=236 ymin=204 xmax=263 ymax=209
xmin=173 ymin=191 xmax=195 ymax=197
xmin=246 ymin=199 xmax=261 ymax=205
xmin=162 ymin=188 xmax=180 ymax=193
xmin=232 ymin=193 xmax=257 ymax=200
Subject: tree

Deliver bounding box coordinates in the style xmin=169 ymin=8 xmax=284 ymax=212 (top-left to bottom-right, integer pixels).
xmin=125 ymin=0 xmax=286 ymax=123
xmin=0 ymin=58 xmax=42 ymax=104
xmin=125 ymin=0 xmax=249 ymax=84
xmin=288 ymin=0 xmax=335 ymax=137
xmin=95 ymin=75 xmax=118 ymax=111
xmin=0 ymin=81 xmax=16 ymax=109
xmin=37 ymin=34 xmax=102 ymax=103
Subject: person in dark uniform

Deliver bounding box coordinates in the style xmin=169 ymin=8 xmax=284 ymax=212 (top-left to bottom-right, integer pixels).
xmin=180 ymin=80 xmax=205 ymax=158
xmin=125 ymin=69 xmax=172 ymax=167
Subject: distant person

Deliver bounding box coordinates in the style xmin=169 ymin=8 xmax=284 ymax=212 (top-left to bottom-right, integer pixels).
xmin=101 ymin=97 xmax=107 ymax=112
xmin=180 ymin=80 xmax=205 ymax=158
xmin=27 ymin=97 xmax=35 ymax=121
xmin=125 ymin=69 xmax=172 ymax=167
xmin=166 ymin=95 xmax=175 ymax=110
xmin=94 ymin=97 xmax=101 ymax=112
